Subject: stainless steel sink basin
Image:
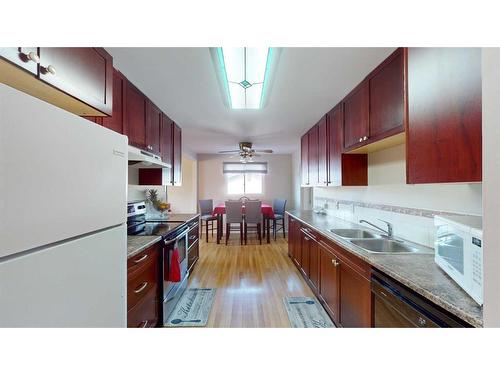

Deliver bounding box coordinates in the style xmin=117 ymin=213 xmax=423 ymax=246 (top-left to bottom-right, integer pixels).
xmin=329 ymin=228 xmax=382 ymax=239
xmin=350 ymin=238 xmax=431 ymax=254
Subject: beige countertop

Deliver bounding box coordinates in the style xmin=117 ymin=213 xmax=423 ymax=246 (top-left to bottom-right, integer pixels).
xmin=127 ymin=236 xmax=162 ymax=259
xmin=286 ymin=209 xmax=483 ymax=327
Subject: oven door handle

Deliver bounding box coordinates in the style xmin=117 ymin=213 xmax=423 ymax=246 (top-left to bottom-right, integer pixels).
xmin=164 ymin=227 xmax=190 ymax=245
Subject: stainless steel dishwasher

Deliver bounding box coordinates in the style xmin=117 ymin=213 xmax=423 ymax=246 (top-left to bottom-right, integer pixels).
xmin=371 ymin=270 xmax=471 ymax=327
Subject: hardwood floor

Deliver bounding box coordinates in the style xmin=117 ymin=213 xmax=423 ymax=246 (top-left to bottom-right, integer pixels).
xmin=188 ymin=234 xmax=314 ymax=327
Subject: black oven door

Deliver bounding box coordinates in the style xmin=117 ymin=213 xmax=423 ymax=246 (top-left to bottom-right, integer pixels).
xmin=163 ymin=226 xmax=189 ymax=299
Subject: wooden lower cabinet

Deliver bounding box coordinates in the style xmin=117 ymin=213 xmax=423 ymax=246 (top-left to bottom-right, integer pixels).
xmin=318 ymin=242 xmax=340 ymax=322
xmin=127 ymin=242 xmax=161 ymax=328
xmin=339 ymin=260 xmax=372 ymax=327
xmin=288 ymin=219 xmax=373 ymax=327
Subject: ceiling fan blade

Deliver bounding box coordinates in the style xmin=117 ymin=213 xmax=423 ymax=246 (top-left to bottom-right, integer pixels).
xmin=253 ymin=149 xmax=273 ymax=153
xmin=218 ymin=150 xmax=240 ymax=154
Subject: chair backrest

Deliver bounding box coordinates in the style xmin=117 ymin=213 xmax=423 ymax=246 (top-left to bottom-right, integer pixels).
xmin=244 ymin=200 xmax=262 ymax=224
xmin=225 ymin=201 xmax=244 ymax=223
xmin=273 ymin=198 xmax=287 ymax=215
xmin=199 ymin=199 xmax=214 ymax=216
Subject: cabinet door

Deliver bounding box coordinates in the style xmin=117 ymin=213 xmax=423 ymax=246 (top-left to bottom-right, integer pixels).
xmin=288 ymin=218 xmax=301 ymax=266
xmin=300 ymin=133 xmax=309 ymax=185
xmin=146 ymin=100 xmax=161 ymax=155
xmin=0 ymin=47 xmax=39 ymax=75
xmin=327 ymin=104 xmax=368 ymax=186
xmin=319 ymin=244 xmax=340 ymax=323
xmin=339 ymin=260 xmax=372 ymax=327
xmin=101 ymin=69 xmax=127 ymax=134
xmin=38 ymin=48 xmax=113 ymax=115
xmin=343 ymin=81 xmax=369 ymax=150
xmin=161 ymin=113 xmax=173 ymax=168
xmin=126 ymin=82 xmax=148 ymax=149
xmin=317 ymin=116 xmax=328 ymax=186
xmin=308 ymin=125 xmax=319 ymax=186
xmin=369 ymin=49 xmax=404 ymax=140
xmin=407 ymin=48 xmax=482 ymax=183
xmin=327 ymin=104 xmax=343 ymax=186
xmin=300 ymin=230 xmax=310 ymax=278
xmin=308 ymin=238 xmax=319 ymax=293
xmin=172 ymin=123 xmax=182 ymax=186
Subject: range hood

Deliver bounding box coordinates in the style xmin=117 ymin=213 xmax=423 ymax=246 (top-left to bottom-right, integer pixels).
xmin=128 ymin=145 xmax=171 ymax=169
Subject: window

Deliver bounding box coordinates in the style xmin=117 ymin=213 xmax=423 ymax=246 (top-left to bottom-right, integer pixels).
xmin=223 ymin=162 xmax=267 ymax=195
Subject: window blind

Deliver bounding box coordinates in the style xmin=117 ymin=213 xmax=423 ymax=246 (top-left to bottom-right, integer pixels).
xmin=223 ymin=162 xmax=268 ymax=174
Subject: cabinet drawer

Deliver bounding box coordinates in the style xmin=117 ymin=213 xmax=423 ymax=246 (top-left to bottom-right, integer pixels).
xmin=188 ymin=223 xmax=199 ymax=248
xmin=127 ymin=288 xmax=159 ymax=328
xmin=127 ymin=242 xmax=161 ymax=275
xmin=127 ymin=249 xmax=159 ymax=311
xmin=188 ymin=240 xmax=199 ymax=272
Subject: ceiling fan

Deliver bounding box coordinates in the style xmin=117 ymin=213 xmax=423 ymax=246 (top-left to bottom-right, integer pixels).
xmin=218 ymin=142 xmax=273 ymax=163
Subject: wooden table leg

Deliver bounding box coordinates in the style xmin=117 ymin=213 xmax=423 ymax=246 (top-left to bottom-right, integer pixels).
xmin=216 ymin=214 xmax=222 ymax=244
xmin=266 ymin=216 xmax=270 ymax=243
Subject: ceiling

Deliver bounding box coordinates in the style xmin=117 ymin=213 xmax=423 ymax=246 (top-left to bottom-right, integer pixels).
xmin=108 ymin=47 xmax=395 ymax=155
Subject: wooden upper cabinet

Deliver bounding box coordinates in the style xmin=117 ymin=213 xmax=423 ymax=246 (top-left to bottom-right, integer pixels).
xmin=160 ymin=113 xmax=173 ymax=167
xmin=301 ymin=134 xmax=309 ymax=186
xmin=0 ymin=47 xmax=39 ymax=75
xmin=327 ymin=104 xmax=367 ymax=186
xmin=317 ymin=116 xmax=328 ymax=186
xmin=101 ymin=69 xmax=127 ymax=134
xmin=369 ymin=48 xmax=405 ymax=140
xmin=308 ymin=125 xmax=319 ymax=186
xmin=319 ymin=242 xmax=340 ymax=324
xmin=343 ymin=80 xmax=369 ymax=150
xmin=38 ymin=48 xmax=113 ymax=115
xmin=172 ymin=123 xmax=182 ymax=186
xmin=407 ymin=48 xmax=482 ymax=183
xmin=126 ymin=82 xmax=148 ymax=149
xmin=146 ymin=100 xmax=162 ymax=155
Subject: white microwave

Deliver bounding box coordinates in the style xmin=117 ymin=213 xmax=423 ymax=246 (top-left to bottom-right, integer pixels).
xmin=434 ymin=215 xmax=483 ymax=305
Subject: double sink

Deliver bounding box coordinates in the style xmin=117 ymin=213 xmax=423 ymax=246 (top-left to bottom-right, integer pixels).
xmin=329 ymin=228 xmax=433 ymax=254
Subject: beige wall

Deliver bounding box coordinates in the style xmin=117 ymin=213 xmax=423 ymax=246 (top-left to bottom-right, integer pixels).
xmin=290 ymin=143 xmax=482 ymax=248
xmin=167 ymin=154 xmax=197 ymax=214
xmin=197 ymin=153 xmax=294 ymax=209
xmin=128 ymin=153 xmax=198 ymax=214
xmin=314 ymin=144 xmax=482 ymax=214
xmin=482 ymin=48 xmax=500 ymax=327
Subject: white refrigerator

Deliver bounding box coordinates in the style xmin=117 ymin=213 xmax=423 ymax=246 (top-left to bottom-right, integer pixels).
xmin=0 ymin=83 xmax=128 ymax=327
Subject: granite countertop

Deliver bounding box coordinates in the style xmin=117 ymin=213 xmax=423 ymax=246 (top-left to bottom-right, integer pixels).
xmin=127 ymin=236 xmax=162 ymax=259
xmin=163 ymin=213 xmax=200 ymax=223
xmin=286 ymin=209 xmax=483 ymax=327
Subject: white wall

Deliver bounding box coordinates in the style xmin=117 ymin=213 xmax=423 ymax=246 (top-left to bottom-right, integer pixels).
xmin=304 ymin=144 xmax=482 ymax=248
xmin=197 ymin=153 xmax=294 ymax=209
xmin=482 ymin=48 xmax=500 ymax=327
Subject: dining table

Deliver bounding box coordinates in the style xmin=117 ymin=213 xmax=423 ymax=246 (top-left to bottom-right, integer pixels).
xmin=212 ymin=203 xmax=275 ymax=244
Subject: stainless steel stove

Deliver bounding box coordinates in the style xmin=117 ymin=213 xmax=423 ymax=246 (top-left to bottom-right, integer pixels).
xmin=127 ymin=201 xmax=189 ymax=325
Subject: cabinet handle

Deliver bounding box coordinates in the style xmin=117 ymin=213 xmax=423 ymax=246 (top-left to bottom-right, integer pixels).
xmin=42 ymin=65 xmax=56 ymax=75
xmin=417 ymin=316 xmax=427 ymax=326
xmin=134 ymin=253 xmax=148 ymax=263
xmin=331 ymin=259 xmax=340 ymax=267
xmin=189 ymin=235 xmax=197 ymax=241
xmin=24 ymin=51 xmax=40 ymax=63
xmin=134 ymin=282 xmax=148 ymax=294
xmin=363 ymin=136 xmax=368 ymax=141
xmin=139 ymin=320 xmax=148 ymax=328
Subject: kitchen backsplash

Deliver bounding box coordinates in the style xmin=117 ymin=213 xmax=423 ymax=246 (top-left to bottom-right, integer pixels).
xmin=313 ymin=196 xmax=480 ymax=248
